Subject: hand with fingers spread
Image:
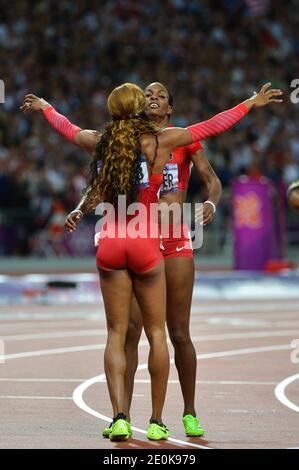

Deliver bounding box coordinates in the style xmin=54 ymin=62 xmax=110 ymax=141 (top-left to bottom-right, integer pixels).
xmin=20 ymin=94 xmax=51 ymax=113
xmin=65 ymin=209 xmax=83 ymax=233
xmin=244 ymin=82 xmax=283 ymax=111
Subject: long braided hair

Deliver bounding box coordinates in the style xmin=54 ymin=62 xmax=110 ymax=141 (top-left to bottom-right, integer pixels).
xmin=83 ymin=83 xmax=160 ymax=211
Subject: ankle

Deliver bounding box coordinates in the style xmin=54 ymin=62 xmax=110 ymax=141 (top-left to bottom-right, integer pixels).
xmin=183 ymin=410 xmax=196 ymax=418
xmin=150 ymin=418 xmax=164 ymax=426
xmin=124 ymin=412 xmax=130 ymax=422
xmin=113 ymin=412 xmax=127 ymax=422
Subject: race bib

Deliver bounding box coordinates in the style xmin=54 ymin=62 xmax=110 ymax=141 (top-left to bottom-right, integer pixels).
xmin=97 ymin=158 xmax=149 ymax=188
xmin=139 ymin=156 xmax=149 ymax=189
xmin=160 ymin=163 xmax=179 ymax=194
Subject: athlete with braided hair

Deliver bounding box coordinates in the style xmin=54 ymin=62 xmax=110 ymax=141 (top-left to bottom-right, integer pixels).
xmin=21 ymin=82 xmax=282 ymax=441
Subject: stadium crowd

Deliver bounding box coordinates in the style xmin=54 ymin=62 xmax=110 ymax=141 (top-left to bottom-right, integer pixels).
xmin=0 ymin=0 xmax=299 ymax=255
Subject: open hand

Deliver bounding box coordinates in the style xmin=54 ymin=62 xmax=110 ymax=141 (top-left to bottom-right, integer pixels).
xmin=20 ymin=94 xmax=50 ymax=113
xmin=250 ymin=83 xmax=283 ymax=108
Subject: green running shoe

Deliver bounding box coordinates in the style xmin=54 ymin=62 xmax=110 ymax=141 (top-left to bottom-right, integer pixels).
xmin=147 ymin=422 xmax=169 ymax=441
xmin=183 ymin=415 xmax=205 ymax=437
xmin=126 ymin=421 xmax=133 ymax=437
xmin=102 ymin=420 xmax=132 ymax=438
xmin=102 ymin=421 xmax=113 ymax=438
xmin=109 ymin=418 xmax=130 ymax=441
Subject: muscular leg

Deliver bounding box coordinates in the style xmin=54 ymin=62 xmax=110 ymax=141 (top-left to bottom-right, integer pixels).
xmin=164 ymin=256 xmax=197 ymax=417
xmin=123 ymin=294 xmax=143 ymax=419
xmin=99 ymin=268 xmax=132 ymax=417
xmin=133 ymin=260 xmax=169 ymax=422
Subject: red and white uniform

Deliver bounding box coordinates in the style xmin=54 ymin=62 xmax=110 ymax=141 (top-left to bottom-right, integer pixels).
xmin=43 ymin=101 xmax=249 ymax=264
xmin=96 ymin=172 xmax=163 ymax=273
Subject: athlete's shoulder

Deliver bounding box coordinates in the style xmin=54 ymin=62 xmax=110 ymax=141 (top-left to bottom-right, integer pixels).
xmin=168 ymin=123 xmax=203 ymax=156
xmin=185 ymin=141 xmax=203 ymax=155
xmin=75 ymin=129 xmax=101 ymax=154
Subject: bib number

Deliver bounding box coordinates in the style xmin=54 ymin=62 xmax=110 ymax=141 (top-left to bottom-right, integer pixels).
xmin=161 ymin=163 xmax=179 ymax=194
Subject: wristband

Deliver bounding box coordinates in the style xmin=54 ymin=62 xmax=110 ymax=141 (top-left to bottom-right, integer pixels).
xmin=203 ymin=200 xmax=216 ymax=213
xmin=43 ymin=105 xmax=54 ymax=115
xmin=74 ymin=209 xmax=84 ymax=218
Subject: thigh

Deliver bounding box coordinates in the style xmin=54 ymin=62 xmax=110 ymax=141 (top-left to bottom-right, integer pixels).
xmin=99 ymin=268 xmax=133 ymax=333
xmin=128 ymin=293 xmax=143 ymax=331
xmin=164 ymin=256 xmax=195 ymax=331
xmin=132 ymin=260 xmax=166 ymax=333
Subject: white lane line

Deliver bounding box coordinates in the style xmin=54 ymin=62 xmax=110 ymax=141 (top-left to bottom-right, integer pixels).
xmin=1 ymin=330 xmax=297 ymax=362
xmin=0 ymin=333 xmax=293 ymax=445
xmin=2 ymin=328 xmax=299 ymax=344
xmin=191 ymin=313 xmax=299 ymax=325
xmin=190 ymin=330 xmax=299 ymax=343
xmin=191 ymin=303 xmax=299 ymax=314
xmin=0 ymin=378 xmax=86 ymax=383
xmin=203 ymin=318 xmax=269 ymax=327
xmin=227 ymin=410 xmax=249 ymax=413
xmin=0 ymin=320 xmax=99 ymax=329
xmin=73 ymin=372 xmax=210 ymax=450
xmin=73 ymin=343 xmax=291 ymax=450
xmin=274 ymin=373 xmax=299 ymax=413
xmin=0 ymin=313 xmax=102 ymax=321
xmin=0 ymin=378 xmax=277 ymax=385
xmin=197 ymin=344 xmax=289 ymax=360
xmin=0 ymin=396 xmax=73 ymax=400
xmin=0 ymin=344 xmax=104 ymax=361
xmin=96 ymin=379 xmax=277 ymax=385
xmin=115 ymin=380 xmax=278 ymax=386
xmin=1 ymin=330 xmax=107 ymax=341
xmin=1 ymin=301 xmax=299 ymax=322
xmin=0 ymin=341 xmax=148 ymax=362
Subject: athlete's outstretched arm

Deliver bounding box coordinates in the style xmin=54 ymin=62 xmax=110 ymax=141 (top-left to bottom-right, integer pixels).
xmin=20 ymin=94 xmax=100 ymax=154
xmin=159 ymin=83 xmax=283 ymax=151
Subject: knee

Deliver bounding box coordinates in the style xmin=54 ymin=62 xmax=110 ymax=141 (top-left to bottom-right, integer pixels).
xmin=125 ymin=318 xmax=142 ymax=347
xmin=107 ymin=326 xmax=126 ymax=341
xmin=145 ymin=328 xmax=167 ymax=346
xmin=168 ymin=327 xmax=191 ymax=347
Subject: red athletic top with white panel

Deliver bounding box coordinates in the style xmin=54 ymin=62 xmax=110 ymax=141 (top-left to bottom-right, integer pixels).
xmin=160 ymin=123 xmax=203 ymax=196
